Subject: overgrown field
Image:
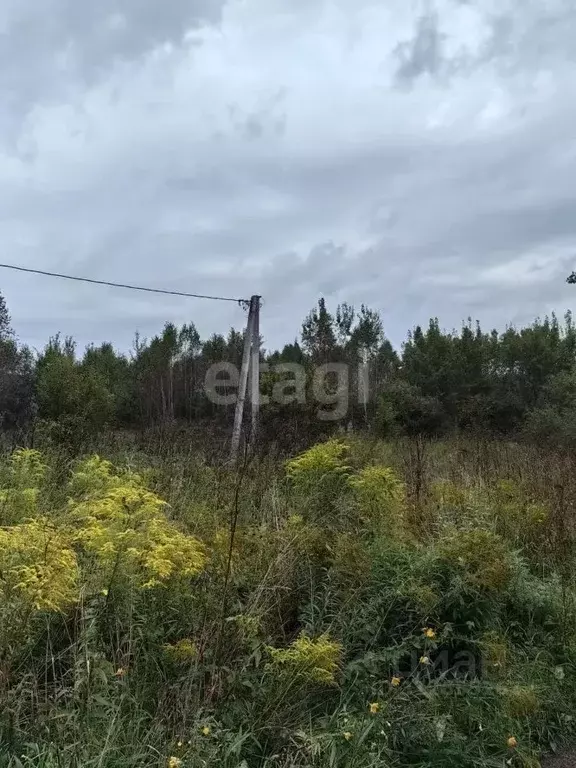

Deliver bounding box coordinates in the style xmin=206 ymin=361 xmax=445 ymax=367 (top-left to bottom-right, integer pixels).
xmin=0 ymin=436 xmax=575 ymax=767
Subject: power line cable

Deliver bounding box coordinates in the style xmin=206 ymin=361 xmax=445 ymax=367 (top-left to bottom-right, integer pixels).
xmin=0 ymin=263 xmax=250 ymax=304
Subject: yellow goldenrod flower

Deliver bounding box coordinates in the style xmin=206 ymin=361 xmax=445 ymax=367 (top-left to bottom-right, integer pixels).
xmin=369 ymin=702 xmax=380 ymax=714
xmin=507 ymin=736 xmax=518 ymax=749
xmin=343 ymin=732 xmax=353 ymax=741
xmin=201 ymin=726 xmax=211 ymax=736
xmin=423 ymin=627 xmax=436 ymax=639
xmin=167 ymin=758 xmax=182 ymax=768
xmin=420 ymin=656 xmax=430 ymax=665
xmin=266 ymin=633 xmax=341 ymax=686
xmin=391 ymin=676 xmax=402 ymax=687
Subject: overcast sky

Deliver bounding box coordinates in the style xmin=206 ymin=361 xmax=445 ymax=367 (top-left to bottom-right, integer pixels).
xmin=1 ymin=0 xmax=576 ymax=355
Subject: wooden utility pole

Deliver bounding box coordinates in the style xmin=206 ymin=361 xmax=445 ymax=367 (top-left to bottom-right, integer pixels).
xmin=250 ymin=295 xmax=261 ymax=448
xmin=359 ymin=345 xmax=369 ymax=426
xmin=230 ymin=298 xmax=255 ymax=464
xmin=229 ymin=295 xmax=261 ymax=463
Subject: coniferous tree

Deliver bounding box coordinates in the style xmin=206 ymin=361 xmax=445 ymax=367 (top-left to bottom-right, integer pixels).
xmin=0 ymin=291 xmax=34 ymax=431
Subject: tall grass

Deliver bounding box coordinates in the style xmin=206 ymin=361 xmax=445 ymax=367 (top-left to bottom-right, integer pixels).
xmin=0 ymin=434 xmax=574 ymax=767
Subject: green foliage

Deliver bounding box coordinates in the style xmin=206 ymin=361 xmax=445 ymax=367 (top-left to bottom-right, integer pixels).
xmin=377 ymin=379 xmax=448 ymax=438
xmin=348 ymin=464 xmax=405 ymax=535
xmin=285 ymin=439 xmax=351 ymax=519
xmin=0 ymin=448 xmax=47 ymax=523
xmin=163 ymin=638 xmax=198 ymax=663
xmin=1 ymin=285 xmax=576 ymax=442
xmin=302 ymin=298 xmax=337 ymax=360
xmin=286 ymin=438 xmax=350 ymax=485
xmin=9 ymin=281 xmax=576 ymax=764
xmin=35 ymin=335 xmax=115 ymax=440
xmin=266 ymin=633 xmax=342 ymax=686
xmin=65 ymin=456 xmax=206 ymax=591
xmin=0 ymin=434 xmax=575 ymax=767
xmin=0 ymin=293 xmax=34 ymax=430
xmin=285 ymin=441 xmax=409 ymax=540
xmin=0 ymin=449 xmax=206 ymax=675
xmin=436 ymin=528 xmax=513 ymax=591
xmin=490 ymin=479 xmax=549 ymax=552
xmin=0 ymin=518 xmax=77 ymax=615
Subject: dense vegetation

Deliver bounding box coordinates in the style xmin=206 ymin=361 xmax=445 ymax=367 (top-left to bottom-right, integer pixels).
xmin=0 ymin=437 xmax=575 ymax=768
xmin=2 ymin=291 xmax=576 ymax=453
xmin=1 ymin=292 xmax=576 ymax=767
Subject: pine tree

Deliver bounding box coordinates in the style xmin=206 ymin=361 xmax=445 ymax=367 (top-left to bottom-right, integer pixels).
xmin=301 ymin=298 xmax=337 ymax=360
xmin=0 ymin=291 xmax=14 ymax=340
xmin=0 ymin=290 xmax=34 ymax=430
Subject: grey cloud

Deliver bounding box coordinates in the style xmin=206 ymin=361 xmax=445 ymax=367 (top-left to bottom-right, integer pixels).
xmin=470 ymin=0 xmax=576 ymax=74
xmin=394 ymin=0 xmax=576 ymax=89
xmin=394 ymin=12 xmax=446 ymax=84
xmin=12 ymin=103 xmax=576 ymax=352
xmin=0 ymin=0 xmax=225 ymax=139
xmin=252 ymin=100 xmax=576 ymax=346
xmin=228 ymin=89 xmax=288 ymax=141
xmin=2 ymin=0 xmax=576 ymax=355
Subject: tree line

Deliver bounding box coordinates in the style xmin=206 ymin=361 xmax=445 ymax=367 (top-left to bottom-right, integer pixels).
xmin=1 ymin=291 xmax=576 ymax=450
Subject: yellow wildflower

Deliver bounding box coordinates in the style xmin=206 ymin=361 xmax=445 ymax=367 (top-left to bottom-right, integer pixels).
xmin=507 ymin=736 xmax=518 ymax=749
xmin=423 ymin=627 xmax=436 ymax=639
xmin=265 ymin=633 xmax=341 ymax=686
xmin=369 ymin=702 xmax=380 ymax=714
xmin=420 ymin=656 xmax=431 ymax=665
xmin=201 ymin=726 xmax=211 ymax=736
xmin=167 ymin=758 xmax=182 ymax=768
xmin=163 ymin=638 xmax=198 ymax=663
xmin=391 ymin=676 xmax=402 ymax=687
xmin=343 ymin=732 xmax=353 ymax=741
